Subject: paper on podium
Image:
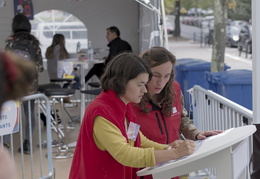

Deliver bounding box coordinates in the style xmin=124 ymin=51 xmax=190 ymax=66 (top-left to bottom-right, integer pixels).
xmin=137 ymin=125 xmax=256 ymax=178
xmin=139 ymin=128 xmax=235 ymax=172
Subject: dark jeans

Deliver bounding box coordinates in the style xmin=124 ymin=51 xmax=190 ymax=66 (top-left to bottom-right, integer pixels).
xmin=24 ymin=100 xmax=35 ymax=140
xmin=63 ymin=75 xmax=81 ymax=89
xmin=84 ymin=63 xmax=106 ymax=83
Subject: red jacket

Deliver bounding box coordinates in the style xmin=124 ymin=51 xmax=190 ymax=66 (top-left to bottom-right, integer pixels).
xmin=69 ymin=90 xmax=141 ymax=179
xmin=132 ymin=81 xmax=182 ymax=179
xmin=132 ymin=81 xmax=182 ymax=144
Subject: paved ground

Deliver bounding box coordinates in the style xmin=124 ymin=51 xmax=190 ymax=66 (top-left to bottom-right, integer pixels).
xmin=168 ymin=37 xmax=252 ymax=71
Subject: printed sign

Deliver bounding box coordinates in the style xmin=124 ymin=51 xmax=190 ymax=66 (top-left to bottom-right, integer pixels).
xmin=57 ymin=61 xmax=75 ymax=79
xmin=13 ymin=0 xmax=34 ymax=20
xmin=0 ymin=100 xmax=19 ymax=136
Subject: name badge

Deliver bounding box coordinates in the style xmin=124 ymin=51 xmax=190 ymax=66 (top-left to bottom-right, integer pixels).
xmin=172 ymin=107 xmax=177 ymax=113
xmin=127 ymin=122 xmax=140 ymax=141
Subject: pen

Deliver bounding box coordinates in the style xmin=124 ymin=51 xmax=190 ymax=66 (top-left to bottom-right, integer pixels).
xmin=180 ymin=132 xmax=186 ymax=140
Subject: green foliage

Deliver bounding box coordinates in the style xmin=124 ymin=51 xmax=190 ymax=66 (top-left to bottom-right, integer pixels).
xmin=164 ymin=0 xmax=175 ymax=14
xmin=228 ymin=0 xmax=251 ymax=21
xmin=164 ymin=0 xmax=251 ymax=21
xmin=164 ymin=0 xmax=214 ymax=15
xmin=177 ymin=0 xmax=214 ymax=11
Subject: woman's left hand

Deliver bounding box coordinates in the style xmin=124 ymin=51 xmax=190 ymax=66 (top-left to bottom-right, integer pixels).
xmin=196 ymin=130 xmax=222 ymax=140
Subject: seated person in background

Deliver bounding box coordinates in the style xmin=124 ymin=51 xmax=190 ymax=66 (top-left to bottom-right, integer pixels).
xmin=84 ymin=26 xmax=132 ymax=84
xmin=45 ymin=33 xmax=80 ymax=90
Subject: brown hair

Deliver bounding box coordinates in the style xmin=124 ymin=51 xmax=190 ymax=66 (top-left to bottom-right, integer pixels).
xmin=0 ymin=51 xmax=36 ymax=107
xmin=12 ymin=13 xmax=31 ymax=34
xmin=101 ymin=52 xmax=152 ymax=97
xmin=138 ymin=46 xmax=176 ymax=117
xmin=45 ymin=34 xmax=70 ymax=60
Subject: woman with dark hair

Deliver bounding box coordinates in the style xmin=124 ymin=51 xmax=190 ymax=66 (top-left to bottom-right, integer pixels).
xmin=6 ymin=13 xmax=43 ymax=81
xmin=45 ymin=33 xmax=80 ymax=89
xmin=69 ymin=53 xmax=195 ymax=179
xmin=11 ymin=13 xmax=32 ymax=34
xmin=4 ymin=13 xmax=44 ymax=154
xmin=132 ymin=47 xmax=221 ymax=179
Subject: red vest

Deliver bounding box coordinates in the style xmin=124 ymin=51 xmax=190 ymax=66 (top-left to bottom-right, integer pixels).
xmin=132 ymin=81 xmax=182 ymax=179
xmin=69 ymin=90 xmax=141 ymax=179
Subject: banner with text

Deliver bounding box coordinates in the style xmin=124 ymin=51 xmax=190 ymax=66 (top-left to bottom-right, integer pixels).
xmin=0 ymin=100 xmax=19 ymax=136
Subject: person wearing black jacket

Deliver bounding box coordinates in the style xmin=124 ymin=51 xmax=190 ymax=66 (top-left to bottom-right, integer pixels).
xmin=84 ymin=26 xmax=132 ymax=84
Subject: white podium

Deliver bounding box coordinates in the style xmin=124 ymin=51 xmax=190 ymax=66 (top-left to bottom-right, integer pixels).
xmin=137 ymin=125 xmax=256 ymax=179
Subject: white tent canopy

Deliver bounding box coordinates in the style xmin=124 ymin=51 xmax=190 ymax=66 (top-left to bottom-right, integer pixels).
xmin=0 ymin=0 xmax=168 ymax=54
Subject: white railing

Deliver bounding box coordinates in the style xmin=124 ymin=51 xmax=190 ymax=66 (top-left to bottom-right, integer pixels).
xmin=0 ymin=94 xmax=54 ymax=179
xmin=190 ymin=85 xmax=253 ymax=179
xmin=191 ymin=85 xmax=253 ymax=130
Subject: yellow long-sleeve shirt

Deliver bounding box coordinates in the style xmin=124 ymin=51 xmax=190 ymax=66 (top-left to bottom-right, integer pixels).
xmin=93 ymin=116 xmax=169 ymax=168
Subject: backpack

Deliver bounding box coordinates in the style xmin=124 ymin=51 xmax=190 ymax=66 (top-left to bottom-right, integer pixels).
xmin=10 ymin=38 xmax=36 ymax=61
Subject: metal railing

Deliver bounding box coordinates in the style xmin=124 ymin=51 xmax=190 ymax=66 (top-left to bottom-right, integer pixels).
xmin=191 ymin=85 xmax=253 ymax=130
xmin=0 ymin=94 xmax=54 ymax=179
xmin=190 ymin=85 xmax=253 ymax=178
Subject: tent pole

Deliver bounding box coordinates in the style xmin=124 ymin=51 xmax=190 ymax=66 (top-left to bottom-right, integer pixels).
xmin=160 ymin=0 xmax=169 ymax=50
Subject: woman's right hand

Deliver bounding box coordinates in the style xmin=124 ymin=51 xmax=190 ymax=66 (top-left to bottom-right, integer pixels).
xmin=154 ymin=140 xmax=196 ymax=164
xmin=173 ymin=140 xmax=195 ymax=159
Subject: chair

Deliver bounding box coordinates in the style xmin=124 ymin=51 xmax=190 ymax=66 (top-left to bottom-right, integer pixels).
xmin=88 ymin=82 xmax=100 ymax=88
xmin=44 ymin=88 xmax=75 ymax=158
xmin=50 ymin=78 xmax=73 ymax=89
xmin=38 ymin=83 xmax=61 ymax=93
xmin=81 ymin=88 xmax=102 ymax=95
xmin=80 ymin=88 xmax=102 ymax=106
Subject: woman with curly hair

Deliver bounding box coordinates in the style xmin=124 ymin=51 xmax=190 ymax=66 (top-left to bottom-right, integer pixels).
xmin=132 ymin=47 xmax=221 ymax=179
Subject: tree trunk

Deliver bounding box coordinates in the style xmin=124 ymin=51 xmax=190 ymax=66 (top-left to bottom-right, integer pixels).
xmin=211 ymin=0 xmax=228 ymax=72
xmin=173 ymin=0 xmax=181 ymax=37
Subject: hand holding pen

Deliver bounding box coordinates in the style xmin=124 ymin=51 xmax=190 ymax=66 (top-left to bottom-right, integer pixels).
xmin=167 ymin=139 xmax=195 ymax=158
xmin=168 ymin=133 xmax=190 ymax=149
xmin=179 ymin=132 xmax=186 ymax=140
